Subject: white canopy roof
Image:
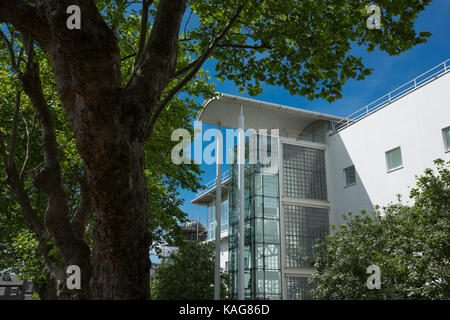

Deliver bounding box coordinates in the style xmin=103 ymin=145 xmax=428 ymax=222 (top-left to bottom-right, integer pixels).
xmin=198 ymin=93 xmax=343 ymax=135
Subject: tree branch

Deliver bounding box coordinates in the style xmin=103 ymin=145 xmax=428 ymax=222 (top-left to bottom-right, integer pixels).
xmin=124 ymin=0 xmax=187 ymax=131
xmin=0 ymin=1 xmax=50 ymax=47
xmin=0 ymin=132 xmax=65 ymax=286
xmin=217 ymin=42 xmax=271 ymax=50
xmin=20 ymin=113 xmax=37 ymax=179
xmin=122 ymin=53 xmax=137 ymax=62
xmin=145 ymin=4 xmax=246 ymax=140
xmin=134 ymin=0 xmax=154 ymax=68
xmin=70 ymin=171 xmax=94 ymax=239
xmin=174 ymin=5 xmax=246 ymax=78
xmin=0 ymin=129 xmax=9 ymax=167
xmin=8 ymin=90 xmax=22 ymax=168
xmin=0 ymin=29 xmax=21 ymax=75
xmin=19 ymin=38 xmax=92 ymax=287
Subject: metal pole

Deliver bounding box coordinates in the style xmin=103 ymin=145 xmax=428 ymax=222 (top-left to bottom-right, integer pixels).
xmin=214 ymin=123 xmax=223 ymax=300
xmin=238 ymin=105 xmax=245 ymax=300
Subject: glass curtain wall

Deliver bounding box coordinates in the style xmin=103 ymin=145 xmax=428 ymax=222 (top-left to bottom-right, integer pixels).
xmin=228 ymin=134 xmax=282 ymax=300
xmin=282 ymin=143 xmax=329 ymax=300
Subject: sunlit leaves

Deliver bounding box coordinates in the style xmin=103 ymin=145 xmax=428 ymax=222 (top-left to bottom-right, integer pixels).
xmin=151 ymin=241 xmax=228 ymax=299
xmin=185 ymin=0 xmax=432 ymax=100
xmin=311 ymin=160 xmax=449 ymax=300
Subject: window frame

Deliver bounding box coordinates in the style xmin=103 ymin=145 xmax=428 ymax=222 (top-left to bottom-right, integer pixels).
xmin=0 ymin=287 xmax=5 ymax=296
xmin=343 ymin=165 xmax=356 ymax=187
xmin=385 ymin=146 xmax=403 ymax=173
xmin=10 ymin=287 xmax=18 ymax=296
xmin=442 ymin=126 xmax=450 ymax=152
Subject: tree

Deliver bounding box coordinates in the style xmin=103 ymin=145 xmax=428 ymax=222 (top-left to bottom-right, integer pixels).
xmin=0 ymin=0 xmax=433 ymax=299
xmin=0 ymin=20 xmax=209 ymax=298
xmin=311 ymin=159 xmax=449 ymax=300
xmin=151 ymin=241 xmax=228 ymax=300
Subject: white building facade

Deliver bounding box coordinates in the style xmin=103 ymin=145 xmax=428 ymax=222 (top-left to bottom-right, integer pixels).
xmin=192 ymin=59 xmax=450 ymax=299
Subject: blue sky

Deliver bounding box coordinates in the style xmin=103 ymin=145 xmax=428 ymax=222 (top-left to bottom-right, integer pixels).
xmin=178 ymin=0 xmax=450 ymax=228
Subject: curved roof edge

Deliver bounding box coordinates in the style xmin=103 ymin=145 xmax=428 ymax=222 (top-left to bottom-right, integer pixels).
xmin=198 ymin=93 xmax=343 ymax=127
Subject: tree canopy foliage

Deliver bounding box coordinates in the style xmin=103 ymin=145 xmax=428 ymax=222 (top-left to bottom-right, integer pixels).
xmin=151 ymin=241 xmax=228 ymax=300
xmin=311 ymin=159 xmax=450 ymax=300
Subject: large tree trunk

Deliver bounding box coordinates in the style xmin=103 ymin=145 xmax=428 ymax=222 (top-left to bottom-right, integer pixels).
xmin=88 ymin=139 xmax=151 ymax=299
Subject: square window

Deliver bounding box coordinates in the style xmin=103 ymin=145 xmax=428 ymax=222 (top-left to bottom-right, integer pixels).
xmin=443 ymin=127 xmax=450 ymax=151
xmin=10 ymin=287 xmax=18 ymax=296
xmin=343 ymin=165 xmax=356 ymax=186
xmin=386 ymin=147 xmax=403 ymax=172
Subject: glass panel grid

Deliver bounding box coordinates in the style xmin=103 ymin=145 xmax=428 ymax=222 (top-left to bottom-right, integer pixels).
xmin=283 ymin=144 xmax=327 ymax=200
xmin=284 ymin=205 xmax=329 ymax=268
xmin=286 ymin=276 xmax=316 ymax=300
xmin=228 ymin=134 xmax=281 ymax=300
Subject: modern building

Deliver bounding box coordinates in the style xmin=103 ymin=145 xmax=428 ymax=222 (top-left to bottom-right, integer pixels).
xmin=192 ymin=171 xmax=231 ymax=271
xmin=191 ymin=59 xmax=450 ymax=299
xmin=0 ymin=273 xmax=34 ymax=300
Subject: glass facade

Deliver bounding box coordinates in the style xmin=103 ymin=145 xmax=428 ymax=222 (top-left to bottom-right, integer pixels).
xmin=299 ymin=120 xmax=328 ymax=144
xmin=228 ymin=139 xmax=329 ymax=300
xmin=228 ymin=134 xmax=282 ymax=300
xmin=283 ymin=144 xmax=327 ymax=200
xmin=207 ymin=199 xmax=229 ymax=241
xmin=282 ymin=143 xmax=329 ymax=300
xmin=284 ymin=205 xmax=329 ymax=268
xmin=286 ymin=276 xmax=316 ymax=300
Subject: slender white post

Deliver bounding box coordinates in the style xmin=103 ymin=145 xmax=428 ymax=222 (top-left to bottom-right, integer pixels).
xmin=214 ymin=123 xmax=222 ymax=300
xmin=238 ymin=105 xmax=245 ymax=300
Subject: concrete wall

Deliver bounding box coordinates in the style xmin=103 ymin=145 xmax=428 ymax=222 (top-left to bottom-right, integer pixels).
xmin=327 ymin=72 xmax=450 ymax=227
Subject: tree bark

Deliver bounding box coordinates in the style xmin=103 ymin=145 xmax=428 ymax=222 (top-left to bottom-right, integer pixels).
xmin=89 ymin=140 xmax=151 ymax=299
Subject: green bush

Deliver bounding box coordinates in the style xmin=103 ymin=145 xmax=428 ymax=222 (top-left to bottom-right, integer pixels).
xmin=151 ymin=241 xmax=228 ymax=300
xmin=311 ymin=159 xmax=450 ymax=299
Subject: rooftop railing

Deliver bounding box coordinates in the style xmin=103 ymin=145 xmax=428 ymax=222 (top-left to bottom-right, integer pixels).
xmin=332 ymin=59 xmax=450 ymax=133
xmin=194 ymin=169 xmax=231 ymax=200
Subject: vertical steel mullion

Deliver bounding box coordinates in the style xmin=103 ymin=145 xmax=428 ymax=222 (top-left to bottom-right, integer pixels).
xmin=214 ymin=123 xmax=222 ymax=300
xmin=238 ymin=105 xmax=245 ymax=300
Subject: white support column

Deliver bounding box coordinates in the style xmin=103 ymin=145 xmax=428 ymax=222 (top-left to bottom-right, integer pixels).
xmin=214 ymin=123 xmax=223 ymax=300
xmin=238 ymin=105 xmax=245 ymax=300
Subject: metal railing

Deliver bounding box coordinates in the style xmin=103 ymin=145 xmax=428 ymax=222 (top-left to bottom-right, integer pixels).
xmin=332 ymin=59 xmax=450 ymax=133
xmin=195 ymin=169 xmax=231 ymax=199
